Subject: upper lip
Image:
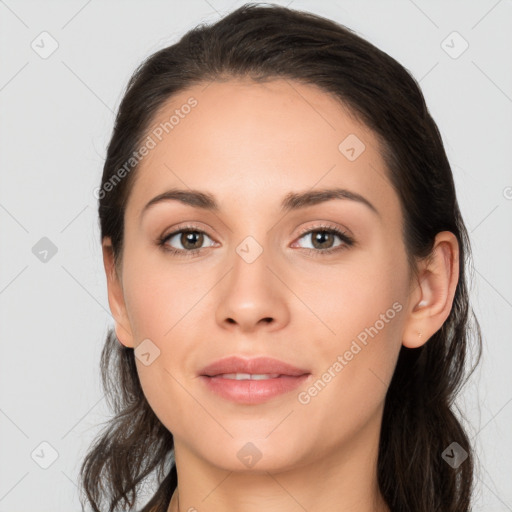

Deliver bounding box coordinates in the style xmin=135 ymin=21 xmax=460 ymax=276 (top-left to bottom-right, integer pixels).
xmin=199 ymin=356 xmax=310 ymax=377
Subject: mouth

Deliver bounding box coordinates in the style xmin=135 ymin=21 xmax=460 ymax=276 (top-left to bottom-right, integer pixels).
xmin=199 ymin=371 xmax=311 ymax=404
xmin=199 ymin=355 xmax=310 ymax=378
xmin=207 ymin=373 xmax=286 ymax=380
xmin=198 ymin=355 xmax=311 ymax=404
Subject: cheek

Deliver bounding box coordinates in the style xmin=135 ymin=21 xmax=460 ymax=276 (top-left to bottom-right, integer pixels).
xmin=121 ymin=249 xmax=201 ymax=341
xmin=298 ymin=246 xmax=405 ymax=341
xmin=295 ymin=305 xmax=403 ymax=446
xmin=120 ymin=250 xmax=206 ymax=431
xmin=295 ymin=253 xmax=406 ymax=424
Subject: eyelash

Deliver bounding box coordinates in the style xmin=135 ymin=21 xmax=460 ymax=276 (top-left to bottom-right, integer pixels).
xmin=157 ymin=223 xmax=355 ymax=258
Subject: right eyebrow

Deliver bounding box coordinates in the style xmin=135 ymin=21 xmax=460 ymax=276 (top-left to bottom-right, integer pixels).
xmin=141 ymin=189 xmax=219 ymax=218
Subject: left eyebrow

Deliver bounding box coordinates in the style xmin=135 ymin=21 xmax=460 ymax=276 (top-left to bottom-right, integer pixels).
xmin=140 ymin=186 xmax=380 ymax=219
xmin=280 ymin=187 xmax=380 ymax=217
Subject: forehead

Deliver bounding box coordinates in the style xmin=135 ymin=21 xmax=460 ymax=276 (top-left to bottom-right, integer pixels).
xmin=126 ymin=78 xmax=397 ymax=222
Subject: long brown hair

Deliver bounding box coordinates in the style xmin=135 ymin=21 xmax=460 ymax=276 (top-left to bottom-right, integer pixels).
xmin=80 ymin=3 xmax=482 ymax=511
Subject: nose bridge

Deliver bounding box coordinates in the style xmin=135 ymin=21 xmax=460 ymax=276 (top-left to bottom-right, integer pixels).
xmin=229 ymin=232 xmax=275 ymax=304
xmin=215 ymin=231 xmax=289 ymax=331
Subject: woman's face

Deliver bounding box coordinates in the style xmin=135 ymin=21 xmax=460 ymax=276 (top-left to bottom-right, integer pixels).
xmin=106 ymin=78 xmax=418 ymax=473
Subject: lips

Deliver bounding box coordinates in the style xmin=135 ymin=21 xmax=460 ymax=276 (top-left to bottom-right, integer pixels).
xmin=200 ymin=373 xmax=311 ymax=404
xmin=198 ymin=355 xmax=311 ymax=405
xmin=199 ymin=355 xmax=310 ymax=378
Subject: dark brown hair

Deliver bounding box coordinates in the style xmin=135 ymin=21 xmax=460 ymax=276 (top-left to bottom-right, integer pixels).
xmin=80 ymin=3 xmax=482 ymax=511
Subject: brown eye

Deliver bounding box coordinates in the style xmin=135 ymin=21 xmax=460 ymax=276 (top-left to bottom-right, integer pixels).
xmin=179 ymin=231 xmax=205 ymax=250
xmin=307 ymin=230 xmax=337 ymax=250
xmin=160 ymin=229 xmax=215 ymax=253
xmin=295 ymin=227 xmax=353 ymax=253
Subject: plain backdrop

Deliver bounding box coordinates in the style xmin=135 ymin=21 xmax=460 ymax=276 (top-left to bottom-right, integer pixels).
xmin=1 ymin=0 xmax=511 ymax=510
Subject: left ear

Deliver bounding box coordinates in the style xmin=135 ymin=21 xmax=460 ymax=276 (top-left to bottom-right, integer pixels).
xmin=402 ymin=231 xmax=460 ymax=348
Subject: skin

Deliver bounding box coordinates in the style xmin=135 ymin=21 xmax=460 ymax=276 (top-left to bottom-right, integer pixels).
xmin=102 ymin=77 xmax=459 ymax=512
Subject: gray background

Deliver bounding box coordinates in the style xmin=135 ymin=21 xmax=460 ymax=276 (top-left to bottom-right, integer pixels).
xmin=1 ymin=0 xmax=511 ymax=510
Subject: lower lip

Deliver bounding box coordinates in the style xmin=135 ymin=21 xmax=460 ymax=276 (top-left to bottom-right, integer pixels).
xmin=199 ymin=374 xmax=311 ymax=404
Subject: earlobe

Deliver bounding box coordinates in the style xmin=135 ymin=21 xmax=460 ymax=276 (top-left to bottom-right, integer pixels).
xmin=402 ymin=231 xmax=460 ymax=349
xmin=102 ymin=237 xmax=135 ymax=348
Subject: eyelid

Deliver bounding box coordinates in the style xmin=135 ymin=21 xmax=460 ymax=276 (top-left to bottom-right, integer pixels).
xmin=295 ymin=221 xmax=351 ymax=239
xmin=160 ymin=221 xmax=218 ymax=240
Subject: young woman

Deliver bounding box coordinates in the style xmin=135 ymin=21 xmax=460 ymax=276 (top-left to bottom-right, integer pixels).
xmin=80 ymin=4 xmax=482 ymax=511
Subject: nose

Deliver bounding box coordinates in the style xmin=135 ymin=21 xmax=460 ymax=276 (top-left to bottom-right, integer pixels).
xmin=215 ymin=244 xmax=290 ymax=333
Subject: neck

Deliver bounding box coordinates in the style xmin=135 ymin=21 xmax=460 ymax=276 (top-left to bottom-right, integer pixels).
xmin=166 ymin=409 xmax=389 ymax=512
